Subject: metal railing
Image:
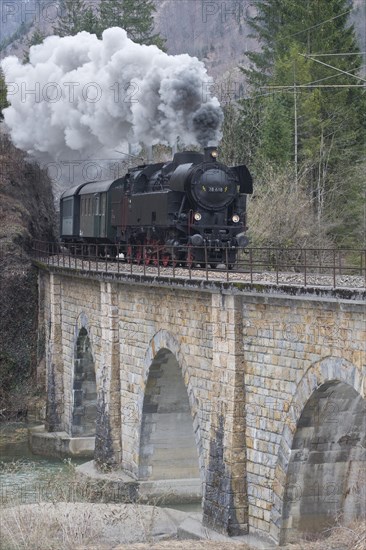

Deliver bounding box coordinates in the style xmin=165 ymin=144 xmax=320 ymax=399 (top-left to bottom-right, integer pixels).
xmin=30 ymin=240 xmax=366 ymax=290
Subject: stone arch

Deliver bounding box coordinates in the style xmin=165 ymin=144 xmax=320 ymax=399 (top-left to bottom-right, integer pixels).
xmin=71 ymin=325 xmax=97 ymax=437
xmin=271 ymin=357 xmax=365 ymax=544
xmin=74 ymin=312 xmax=94 ymax=345
xmin=137 ymin=329 xmax=204 ymax=483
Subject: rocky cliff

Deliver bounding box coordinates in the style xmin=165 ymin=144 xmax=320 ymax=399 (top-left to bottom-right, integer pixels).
xmin=0 ymin=132 xmax=56 ymax=417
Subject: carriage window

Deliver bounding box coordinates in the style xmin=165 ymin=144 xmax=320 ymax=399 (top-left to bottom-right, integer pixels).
xmin=63 ymin=198 xmax=73 ymax=217
xmin=95 ymin=194 xmax=100 ymax=216
xmin=101 ymin=193 xmax=106 ymax=215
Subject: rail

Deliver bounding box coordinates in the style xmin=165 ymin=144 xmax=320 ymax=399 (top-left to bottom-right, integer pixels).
xmin=30 ymin=241 xmax=366 ymax=290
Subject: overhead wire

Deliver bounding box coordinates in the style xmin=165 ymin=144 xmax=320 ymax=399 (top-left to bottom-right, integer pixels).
xmin=306 ymin=52 xmax=366 ymax=57
xmin=230 ymin=63 xmax=366 ymax=102
xmin=299 ymin=53 xmax=366 ymax=82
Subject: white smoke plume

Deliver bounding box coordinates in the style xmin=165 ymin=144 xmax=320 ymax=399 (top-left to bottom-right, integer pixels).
xmin=1 ymin=27 xmax=223 ymax=162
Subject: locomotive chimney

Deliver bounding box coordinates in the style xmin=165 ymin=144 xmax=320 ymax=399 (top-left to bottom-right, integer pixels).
xmin=204 ymin=146 xmax=218 ymax=162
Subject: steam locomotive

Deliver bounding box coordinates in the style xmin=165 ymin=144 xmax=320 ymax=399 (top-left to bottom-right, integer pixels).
xmin=60 ymin=147 xmax=253 ymax=267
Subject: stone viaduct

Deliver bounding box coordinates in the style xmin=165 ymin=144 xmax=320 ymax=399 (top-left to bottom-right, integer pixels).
xmin=33 ymin=263 xmax=365 ymax=545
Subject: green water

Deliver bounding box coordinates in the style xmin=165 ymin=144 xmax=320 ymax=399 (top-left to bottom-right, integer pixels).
xmin=166 ymin=502 xmax=202 ymax=513
xmin=0 ymin=423 xmax=84 ymax=507
xmin=0 ymin=423 xmax=202 ymax=514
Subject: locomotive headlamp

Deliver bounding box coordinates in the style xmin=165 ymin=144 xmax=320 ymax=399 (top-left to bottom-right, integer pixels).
xmin=211 ymin=150 xmax=218 ymax=158
xmin=194 ymin=212 xmax=202 ymax=221
xmin=232 ymin=214 xmax=240 ymax=223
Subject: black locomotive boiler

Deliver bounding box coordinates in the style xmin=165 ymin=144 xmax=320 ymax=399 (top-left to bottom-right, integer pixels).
xmin=60 ymin=147 xmax=253 ymax=267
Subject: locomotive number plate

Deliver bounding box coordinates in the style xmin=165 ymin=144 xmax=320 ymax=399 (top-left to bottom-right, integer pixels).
xmin=209 ymin=186 xmax=229 ymax=193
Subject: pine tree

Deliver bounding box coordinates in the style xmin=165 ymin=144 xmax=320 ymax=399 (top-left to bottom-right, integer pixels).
xmin=260 ymin=94 xmax=293 ymax=166
xmin=244 ymin=0 xmax=365 ymax=162
xmin=23 ymin=28 xmax=46 ymax=63
xmin=98 ymin=0 xmax=165 ymax=47
xmin=53 ymin=0 xmax=97 ymax=37
xmin=245 ymin=0 xmax=361 ymax=82
xmin=0 ymin=70 xmax=9 ymax=120
xmin=53 ymin=0 xmax=164 ymax=46
xmin=220 ymin=96 xmax=267 ymax=170
xmin=242 ymin=0 xmax=365 ymax=241
xmin=82 ymin=6 xmax=100 ymax=36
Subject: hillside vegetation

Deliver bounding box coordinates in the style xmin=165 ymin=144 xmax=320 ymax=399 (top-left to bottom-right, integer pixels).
xmin=220 ymin=0 xmax=366 ymax=249
xmin=0 ymin=134 xmax=56 ymax=416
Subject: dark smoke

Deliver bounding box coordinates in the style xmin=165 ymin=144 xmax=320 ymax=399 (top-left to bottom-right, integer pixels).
xmin=192 ymin=104 xmax=224 ymax=146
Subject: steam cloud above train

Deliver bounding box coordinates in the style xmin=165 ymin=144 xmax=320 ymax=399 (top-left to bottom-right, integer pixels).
xmin=1 ymin=27 xmax=223 ymax=162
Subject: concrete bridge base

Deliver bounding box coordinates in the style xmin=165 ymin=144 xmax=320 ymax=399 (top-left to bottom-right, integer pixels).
xmin=76 ymin=460 xmax=202 ymax=505
xmin=177 ymin=518 xmax=277 ymax=549
xmin=74 ymin=462 xmax=276 ymax=548
xmin=29 ymin=425 xmax=95 ymax=458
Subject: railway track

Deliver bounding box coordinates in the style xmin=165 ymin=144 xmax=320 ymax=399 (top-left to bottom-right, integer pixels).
xmin=34 ymin=253 xmax=366 ymax=291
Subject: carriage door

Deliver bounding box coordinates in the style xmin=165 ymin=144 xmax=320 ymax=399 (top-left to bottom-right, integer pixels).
xmin=100 ymin=192 xmax=106 ymax=238
xmin=93 ymin=193 xmax=101 ymax=238
xmin=93 ymin=193 xmax=107 ymax=238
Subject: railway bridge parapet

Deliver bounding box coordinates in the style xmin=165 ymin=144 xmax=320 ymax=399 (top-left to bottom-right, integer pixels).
xmin=34 ymin=261 xmax=365 ymax=545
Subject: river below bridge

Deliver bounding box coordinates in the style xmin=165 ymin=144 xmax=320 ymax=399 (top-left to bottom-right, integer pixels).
xmin=0 ymin=422 xmax=201 ymax=514
xmin=0 ymin=422 xmax=84 ymax=507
